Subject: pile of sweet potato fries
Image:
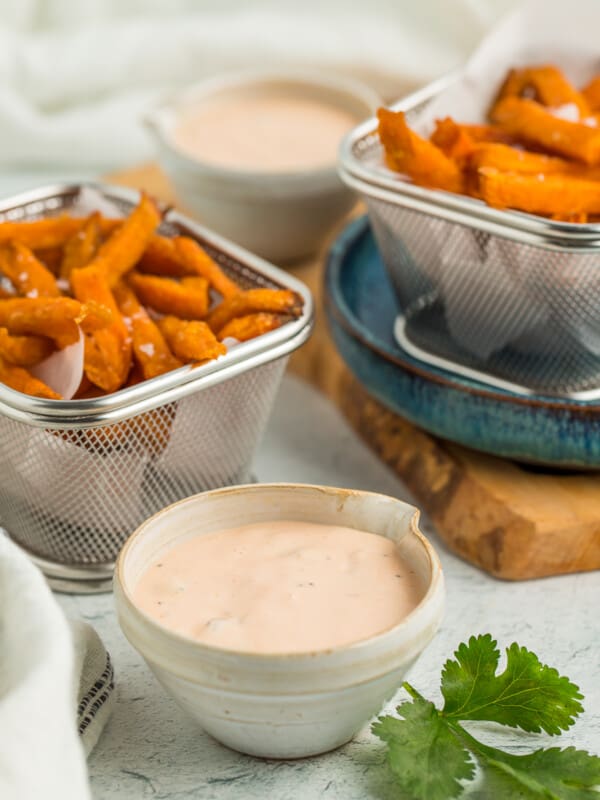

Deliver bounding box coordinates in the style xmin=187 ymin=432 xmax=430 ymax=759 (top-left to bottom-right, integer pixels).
xmin=378 ymin=65 xmax=600 ymax=221
xmin=0 ymin=193 xmax=303 ymax=399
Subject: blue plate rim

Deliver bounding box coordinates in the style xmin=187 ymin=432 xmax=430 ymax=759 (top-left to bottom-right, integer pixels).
xmin=325 ymin=216 xmax=600 ymax=414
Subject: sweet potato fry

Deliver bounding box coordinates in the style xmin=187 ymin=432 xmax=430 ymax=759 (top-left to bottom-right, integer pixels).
xmin=430 ymin=119 xmax=519 ymax=171
xmin=550 ymin=212 xmax=589 ymax=223
xmin=139 ymin=237 xmax=241 ymax=301
xmin=0 ymin=355 xmax=60 ymax=399
xmin=207 ymin=288 xmax=302 ymax=334
xmin=158 ymin=316 xmax=226 ymax=362
xmin=377 ymin=108 xmax=464 ymax=193
xmin=137 ymin=235 xmax=184 ymax=278
xmin=490 ymin=97 xmax=600 ymax=164
xmin=60 ymin=212 xmax=101 ymax=280
xmin=34 ymin=247 xmax=63 ymax=274
xmin=582 ymin=76 xmax=600 ymax=112
xmin=72 ymin=375 xmax=99 ymax=399
xmin=467 ymin=142 xmax=573 ymax=175
xmin=0 ymin=297 xmax=109 ymax=346
xmin=431 ymin=119 xmax=517 ymax=155
xmin=124 ymin=362 xmax=145 ymax=387
xmin=129 ymin=273 xmax=209 ymax=319
xmin=493 ymin=65 xmax=590 ymax=118
xmin=83 ymin=193 xmax=161 ymax=288
xmin=114 ymin=284 xmax=182 ymax=379
xmin=218 ymin=312 xmax=285 ymax=342
xmin=429 ymin=118 xmax=477 ymax=163
xmin=82 ymin=334 xmax=130 ymax=393
xmin=0 ymin=216 xmax=82 ymax=249
xmin=174 ymin=237 xmax=240 ymax=299
xmin=467 ymin=143 xmax=600 ymax=186
xmin=0 ymin=215 xmax=119 ymax=249
xmin=70 ymin=266 xmax=132 ymax=392
xmin=477 ymin=168 xmax=600 ymax=215
xmin=77 ymin=301 xmax=114 ymax=333
xmin=0 ymin=327 xmax=54 ymax=366
xmin=0 ymin=241 xmax=60 ymax=298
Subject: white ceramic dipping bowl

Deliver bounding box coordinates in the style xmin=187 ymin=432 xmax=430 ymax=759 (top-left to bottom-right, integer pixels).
xmin=145 ymin=71 xmax=380 ymax=263
xmin=114 ymin=483 xmax=444 ymax=759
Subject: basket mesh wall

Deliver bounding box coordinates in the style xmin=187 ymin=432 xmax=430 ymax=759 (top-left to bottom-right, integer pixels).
xmin=366 ymin=195 xmax=600 ymax=394
xmin=0 ymin=359 xmax=286 ymax=565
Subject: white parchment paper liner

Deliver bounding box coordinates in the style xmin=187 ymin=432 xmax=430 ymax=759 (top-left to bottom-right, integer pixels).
xmin=30 ymin=332 xmax=84 ymax=400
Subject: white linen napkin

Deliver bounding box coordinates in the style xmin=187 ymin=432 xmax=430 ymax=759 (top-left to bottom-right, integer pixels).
xmin=0 ymin=534 xmax=114 ymax=800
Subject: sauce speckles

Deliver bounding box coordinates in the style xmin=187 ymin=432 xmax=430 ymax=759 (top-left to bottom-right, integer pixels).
xmin=133 ymin=520 xmax=424 ymax=654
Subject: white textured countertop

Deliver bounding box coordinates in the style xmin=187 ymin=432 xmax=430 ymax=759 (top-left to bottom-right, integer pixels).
xmin=57 ymin=374 xmax=600 ymax=800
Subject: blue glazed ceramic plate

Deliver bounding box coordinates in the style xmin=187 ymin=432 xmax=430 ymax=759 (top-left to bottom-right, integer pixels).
xmin=325 ymin=217 xmax=600 ymax=468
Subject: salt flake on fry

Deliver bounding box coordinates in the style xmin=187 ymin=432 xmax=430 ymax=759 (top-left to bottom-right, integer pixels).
xmin=114 ymin=284 xmax=182 ymax=380
xmin=0 ymin=241 xmax=60 ymax=298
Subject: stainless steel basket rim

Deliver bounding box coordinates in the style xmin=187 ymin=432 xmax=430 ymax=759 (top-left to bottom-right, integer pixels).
xmin=0 ymin=324 xmax=311 ymax=428
xmin=338 ymin=74 xmax=600 ymax=250
xmin=0 ymin=183 xmax=314 ymax=428
xmin=394 ymin=313 xmax=600 ymax=402
xmin=338 ymin=167 xmax=600 ymax=254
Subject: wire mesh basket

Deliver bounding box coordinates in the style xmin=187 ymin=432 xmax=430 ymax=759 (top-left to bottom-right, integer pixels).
xmin=0 ymin=184 xmax=313 ymax=591
xmin=339 ymin=76 xmax=600 ymax=399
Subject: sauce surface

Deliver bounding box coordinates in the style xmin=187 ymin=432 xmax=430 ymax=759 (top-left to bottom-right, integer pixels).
xmin=172 ymin=91 xmax=359 ymax=172
xmin=133 ymin=520 xmax=423 ymax=654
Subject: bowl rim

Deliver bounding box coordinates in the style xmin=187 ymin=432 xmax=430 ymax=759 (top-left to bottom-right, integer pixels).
xmin=145 ymin=68 xmax=382 ymax=185
xmin=115 ymin=482 xmax=444 ymax=663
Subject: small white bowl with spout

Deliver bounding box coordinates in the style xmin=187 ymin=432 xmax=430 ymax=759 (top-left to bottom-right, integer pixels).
xmin=114 ymin=483 xmax=444 ymax=759
xmin=144 ymin=71 xmax=380 ymax=263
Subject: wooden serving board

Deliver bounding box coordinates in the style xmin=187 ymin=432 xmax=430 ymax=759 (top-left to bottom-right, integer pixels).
xmin=108 ymin=163 xmax=600 ymax=580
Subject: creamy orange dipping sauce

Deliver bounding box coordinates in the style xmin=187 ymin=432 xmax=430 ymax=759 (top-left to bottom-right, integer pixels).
xmin=133 ymin=521 xmax=423 ymax=654
xmin=172 ymin=91 xmax=360 ymax=172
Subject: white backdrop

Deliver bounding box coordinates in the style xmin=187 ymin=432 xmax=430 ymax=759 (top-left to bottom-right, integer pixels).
xmin=0 ymin=0 xmax=518 ymax=170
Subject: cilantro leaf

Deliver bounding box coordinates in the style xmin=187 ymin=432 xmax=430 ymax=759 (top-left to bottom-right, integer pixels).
xmin=451 ymin=719 xmax=600 ymax=800
xmin=470 ymin=765 xmax=541 ymax=799
xmin=484 ymin=746 xmax=600 ymax=800
xmin=441 ymin=634 xmax=583 ymax=734
xmin=372 ymin=690 xmax=474 ymax=800
xmin=374 ymin=635 xmax=598 ymax=800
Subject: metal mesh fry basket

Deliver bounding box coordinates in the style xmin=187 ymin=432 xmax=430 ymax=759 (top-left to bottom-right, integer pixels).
xmin=339 ymin=77 xmax=600 ymax=400
xmin=0 ymin=184 xmax=313 ymax=592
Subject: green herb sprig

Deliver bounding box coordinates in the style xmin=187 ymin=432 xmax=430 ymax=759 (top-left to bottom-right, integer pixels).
xmin=373 ymin=634 xmax=600 ymax=799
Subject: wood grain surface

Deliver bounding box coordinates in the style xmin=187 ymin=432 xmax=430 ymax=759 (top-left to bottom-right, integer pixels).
xmin=108 ymin=162 xmax=600 ymax=580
